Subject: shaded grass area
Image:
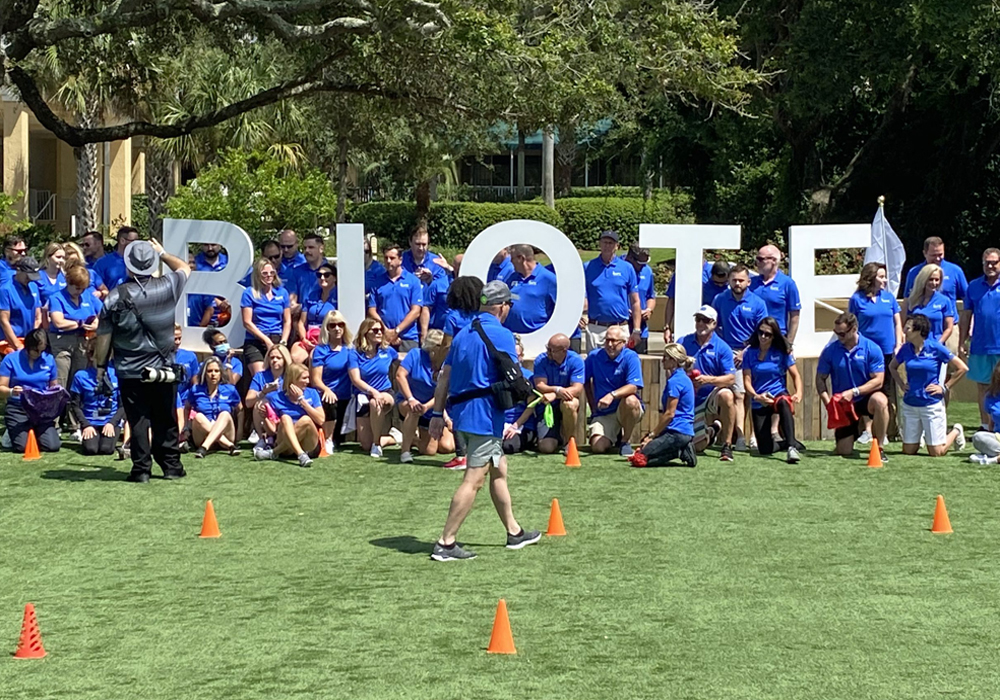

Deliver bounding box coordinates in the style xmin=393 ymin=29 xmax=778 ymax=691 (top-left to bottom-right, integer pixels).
xmin=2 ymin=402 xmax=1000 ymax=699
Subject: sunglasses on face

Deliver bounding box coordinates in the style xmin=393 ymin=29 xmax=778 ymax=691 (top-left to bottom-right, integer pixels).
xmin=316 ymin=271 xmax=335 ymax=279
xmin=605 ymin=338 xmax=625 ymax=346
xmin=328 ymin=322 xmax=345 ymax=329
xmin=756 ymin=256 xmax=776 ymax=262
xmin=266 ymin=254 xmax=281 ymax=261
xmin=7 ymin=247 xmax=25 ymax=254
xmin=261 ymin=270 xmax=276 ymax=277
xmin=280 ymin=244 xmax=296 ymax=250
xmin=369 ymin=328 xmax=384 ymax=333
xmin=985 ymin=260 xmax=1000 ymax=267
xmin=835 ymin=330 xmax=851 ymax=339
xmin=758 ymin=330 xmax=773 ymax=338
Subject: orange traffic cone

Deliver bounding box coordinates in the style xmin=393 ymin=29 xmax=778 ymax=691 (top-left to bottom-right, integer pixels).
xmin=866 ymin=440 xmax=882 ymax=468
xmin=13 ymin=603 xmax=46 ymax=659
xmin=565 ymin=437 xmax=581 ymax=468
xmin=199 ymin=500 xmax=221 ymax=538
xmin=931 ymin=495 xmax=953 ymax=534
xmin=487 ymin=599 xmax=516 ymax=654
xmin=318 ymin=429 xmax=329 ymax=457
xmin=22 ymin=429 xmax=40 ymax=462
xmin=546 ymin=498 xmax=566 ymax=536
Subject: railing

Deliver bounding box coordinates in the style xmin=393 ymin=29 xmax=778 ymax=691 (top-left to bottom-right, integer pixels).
xmin=29 ymin=190 xmax=55 ymax=221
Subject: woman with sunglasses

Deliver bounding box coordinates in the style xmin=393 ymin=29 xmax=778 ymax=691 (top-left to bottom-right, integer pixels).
xmin=189 ymin=356 xmax=242 ymax=458
xmin=396 ymin=328 xmax=455 ymax=463
xmin=255 ymin=363 xmax=324 ymax=467
xmin=246 ymin=343 xmax=293 ymax=450
xmin=310 ymin=310 xmax=354 ymax=455
xmin=349 ymin=317 xmax=400 ymax=458
xmin=292 ymin=263 xmax=338 ymax=364
xmin=888 ymin=314 xmax=968 ymax=456
xmin=742 ymin=317 xmax=803 ymax=463
xmin=241 ymin=258 xmax=291 ymax=378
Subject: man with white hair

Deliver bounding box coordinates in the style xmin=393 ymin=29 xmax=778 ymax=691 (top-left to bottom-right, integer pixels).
xmin=585 ymin=324 xmax=644 ymax=456
xmin=750 ymin=245 xmax=801 ymax=342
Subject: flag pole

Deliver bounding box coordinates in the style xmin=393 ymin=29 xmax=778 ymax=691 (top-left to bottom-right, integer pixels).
xmin=877 ymin=195 xmax=887 ymax=258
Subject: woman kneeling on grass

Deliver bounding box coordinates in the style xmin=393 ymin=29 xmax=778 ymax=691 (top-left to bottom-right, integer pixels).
xmin=742 ymin=317 xmax=803 ymax=464
xmin=971 ymin=362 xmax=1000 ymax=464
xmin=629 ymin=343 xmax=696 ymax=467
xmin=255 ymin=363 xmax=324 ymax=468
xmin=246 ymin=343 xmax=292 ymax=450
xmin=190 ymin=357 xmax=242 ymax=458
xmin=888 ymin=314 xmax=968 ymax=457
xmin=395 ymin=328 xmax=454 ymax=463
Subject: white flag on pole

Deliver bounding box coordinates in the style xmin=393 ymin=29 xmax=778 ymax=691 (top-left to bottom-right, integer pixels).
xmin=864 ymin=200 xmax=906 ymax=296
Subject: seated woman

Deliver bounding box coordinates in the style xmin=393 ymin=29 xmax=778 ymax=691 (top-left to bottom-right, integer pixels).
xmin=189 ymin=357 xmax=243 ymax=458
xmin=349 ymin=318 xmax=400 ymax=458
xmin=173 ymin=324 xmax=202 ymax=451
xmin=396 ymin=328 xmax=455 ymax=463
xmin=502 ymin=336 xmax=538 ymax=455
xmin=69 ymin=346 xmax=123 ymax=456
xmin=202 ymin=327 xmax=243 ymax=384
xmin=630 ymin=343 xmax=696 ymax=467
xmin=972 ymin=362 xmax=1000 ymax=464
xmin=246 ymin=343 xmax=292 ymax=449
xmin=742 ymin=317 xmax=803 ymax=464
xmin=292 ymin=262 xmax=337 ymax=364
xmin=255 ymin=363 xmax=324 ymax=467
xmin=310 ymin=310 xmax=353 ymax=455
xmin=888 ymin=314 xmax=968 ymax=456
xmin=0 ymin=328 xmax=60 ymax=452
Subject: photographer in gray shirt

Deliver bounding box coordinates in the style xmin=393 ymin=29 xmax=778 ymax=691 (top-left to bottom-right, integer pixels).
xmin=95 ymin=238 xmax=190 ymax=483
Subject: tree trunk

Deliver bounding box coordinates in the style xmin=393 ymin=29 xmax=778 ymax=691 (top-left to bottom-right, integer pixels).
xmin=335 ymin=135 xmax=350 ymax=223
xmin=542 ymin=126 xmax=555 ymax=208
xmin=555 ymin=123 xmax=576 ymax=195
xmin=145 ymin=140 xmax=173 ymax=240
xmin=74 ymin=107 xmax=100 ymax=233
xmin=415 ymin=179 xmax=431 ymax=227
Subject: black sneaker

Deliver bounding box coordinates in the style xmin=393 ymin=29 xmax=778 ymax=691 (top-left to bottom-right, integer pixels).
xmin=680 ymin=442 xmax=697 ymax=467
xmin=720 ymin=443 xmax=734 ymax=462
xmin=125 ymin=472 xmax=149 ymax=484
xmin=194 ymin=447 xmax=208 ymax=459
xmin=431 ymin=542 xmax=477 ymax=561
xmin=879 ymin=448 xmax=889 ymax=463
xmin=162 ymin=469 xmax=187 ymax=480
xmin=506 ymin=529 xmax=542 ymax=550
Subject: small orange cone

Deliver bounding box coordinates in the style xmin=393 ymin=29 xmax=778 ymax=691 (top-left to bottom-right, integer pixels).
xmin=13 ymin=603 xmax=46 ymax=659
xmin=318 ymin=429 xmax=329 ymax=457
xmin=866 ymin=439 xmax=882 ymax=468
xmin=487 ymin=599 xmax=516 ymax=654
xmin=199 ymin=500 xmax=221 ymax=538
xmin=546 ymin=498 xmax=566 ymax=536
xmin=565 ymin=437 xmax=581 ymax=468
xmin=931 ymin=494 xmax=953 ymax=534
xmin=22 ymin=429 xmax=40 ymax=461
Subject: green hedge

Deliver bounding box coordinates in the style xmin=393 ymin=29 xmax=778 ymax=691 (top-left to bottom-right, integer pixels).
xmin=350 ymin=194 xmax=694 ymax=250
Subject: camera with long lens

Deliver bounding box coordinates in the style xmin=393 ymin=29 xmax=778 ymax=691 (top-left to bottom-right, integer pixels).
xmin=140 ymin=363 xmax=187 ymax=384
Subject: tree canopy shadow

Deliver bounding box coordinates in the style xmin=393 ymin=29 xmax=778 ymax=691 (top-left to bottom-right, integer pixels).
xmin=41 ymin=465 xmax=125 ymax=482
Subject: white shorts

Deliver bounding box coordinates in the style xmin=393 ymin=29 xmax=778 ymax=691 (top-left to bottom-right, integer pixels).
xmin=901 ymin=401 xmax=948 ymax=446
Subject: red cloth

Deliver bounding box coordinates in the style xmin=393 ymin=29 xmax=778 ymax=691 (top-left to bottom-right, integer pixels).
xmin=773 ymin=394 xmax=796 ymax=415
xmin=826 ymin=398 xmax=858 ymax=429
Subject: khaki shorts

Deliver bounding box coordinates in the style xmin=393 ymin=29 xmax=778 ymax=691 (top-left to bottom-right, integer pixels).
xmin=588 ymin=404 xmax=645 ymax=441
xmin=585 ymin=322 xmax=629 ymax=353
xmin=461 ymin=431 xmax=504 ymax=468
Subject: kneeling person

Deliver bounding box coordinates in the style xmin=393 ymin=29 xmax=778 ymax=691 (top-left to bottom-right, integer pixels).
xmin=70 ymin=347 xmax=123 ymax=456
xmin=502 ymin=335 xmax=539 ymax=454
xmin=585 ymin=325 xmax=644 ymax=456
xmin=632 ymin=344 xmax=696 ymax=467
xmin=679 ymin=306 xmax=738 ymax=460
xmin=532 ymin=333 xmax=585 ymax=454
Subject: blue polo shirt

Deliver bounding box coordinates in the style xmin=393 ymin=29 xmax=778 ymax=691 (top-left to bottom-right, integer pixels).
xmin=194 ymin=251 xmax=228 ymax=272
xmin=175 ymin=348 xmax=200 ymax=404
xmin=661 ymin=370 xmax=695 ymax=436
xmin=712 ymin=289 xmax=768 ymax=349
xmin=422 ymin=276 xmax=451 ymax=331
xmin=290 ymin=261 xmax=325 ymax=302
xmin=984 ymin=393 xmax=1000 ymax=428
xmin=532 ymin=350 xmax=586 ymax=389
xmin=584 ymin=256 xmax=638 ymax=324
xmin=907 ymin=291 xmax=955 ymax=342
xmin=505 ymin=366 xmax=538 ymax=430
xmin=965 ymin=276 xmax=1000 ymax=355
xmin=312 ymin=344 xmax=353 ymax=400
xmin=445 ymin=312 xmax=518 ymax=437
xmin=666 ymin=261 xmax=714 ymax=298
xmin=0 ymin=348 xmax=56 ymax=402
xmin=93 ymin=251 xmax=127 ymax=289
xmin=444 ymin=309 xmax=477 ymax=338
xmin=749 ymin=271 xmax=801 ymax=334
xmin=190 ymin=252 xmax=230 ymax=326
xmin=679 ymin=332 xmax=737 ymax=401
xmin=278 ymin=251 xmax=306 ymax=279
xmin=48 ymin=287 xmax=103 ymax=336
xmin=268 ymin=386 xmax=321 ymax=421
xmin=0 ymin=259 xmax=14 ymax=286
xmin=506 ymin=265 xmax=557 ymax=334
xmin=189 ymin=383 xmax=241 ymax=420
xmin=37 ymin=271 xmax=66 ymax=307
xmin=402 ymin=250 xmax=449 ymax=284
xmin=349 ymin=346 xmax=398 ymax=393
xmin=367 ymin=271 xmax=423 ymax=341
xmin=701 ymin=278 xmax=728 ymax=305
xmin=0 ymin=280 xmax=41 ymax=337
xmin=249 ymin=367 xmax=281 ymax=393
xmin=817 ymin=335 xmax=885 ymax=400
xmin=302 ymin=292 xmax=338 ymax=330
xmin=585 ymin=347 xmax=644 ymax=417
xmin=627 ymin=259 xmax=656 ymax=339
xmin=240 ymin=286 xmax=290 ymax=336
xmin=848 ymin=290 xmax=900 ymax=353
xmin=904 ymin=259 xmax=969 ymax=303
xmin=488 ymin=256 xmax=515 ymax=283
xmin=399 ymin=348 xmax=437 ymax=404
xmin=742 ymin=346 xmax=794 ymax=409
xmin=895 ymin=339 xmax=952 ymax=407
xmin=70 ymin=366 xmax=119 ymax=426
xmin=85 ymin=264 xmax=105 ymax=291
xmin=365 ymin=260 xmax=386 ymax=292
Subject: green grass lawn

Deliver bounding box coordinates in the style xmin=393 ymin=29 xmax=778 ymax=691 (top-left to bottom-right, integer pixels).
xmin=3 ymin=402 xmax=1000 ymax=699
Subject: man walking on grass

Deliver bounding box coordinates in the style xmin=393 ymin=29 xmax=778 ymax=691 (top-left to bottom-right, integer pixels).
xmin=429 ymin=280 xmax=541 ymax=561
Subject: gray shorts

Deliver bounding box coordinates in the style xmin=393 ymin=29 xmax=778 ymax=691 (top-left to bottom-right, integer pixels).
xmin=460 ymin=431 xmax=504 ymax=468
xmin=396 ymin=338 xmax=419 ymax=353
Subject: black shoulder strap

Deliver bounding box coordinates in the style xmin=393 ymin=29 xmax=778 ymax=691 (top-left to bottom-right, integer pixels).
xmin=471 ymin=318 xmax=503 ymax=362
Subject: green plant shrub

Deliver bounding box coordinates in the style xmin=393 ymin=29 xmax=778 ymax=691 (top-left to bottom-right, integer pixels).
xmin=555 ymin=194 xmax=695 ymax=249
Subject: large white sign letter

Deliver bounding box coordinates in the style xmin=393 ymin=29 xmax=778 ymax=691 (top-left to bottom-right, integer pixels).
xmin=335 ymin=223 xmax=367 ymax=334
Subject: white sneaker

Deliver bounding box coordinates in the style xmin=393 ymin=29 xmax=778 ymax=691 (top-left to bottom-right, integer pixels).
xmin=71 ymin=429 xmax=82 ymax=442
xmin=856 ymin=430 xmax=873 ymax=445
xmin=749 ymin=435 xmax=758 ymax=451
xmin=324 ymin=436 xmax=335 ymax=455
xmin=248 ymin=430 xmax=260 ymax=445
xmin=254 ymin=438 xmax=268 ymax=451
xmin=400 ymin=451 xmax=414 ymax=464
xmin=370 ymin=444 xmax=383 ymax=459
xmin=970 ymin=453 xmax=998 ymax=465
xmin=953 ymin=424 xmax=966 ymax=452
xmin=388 ymin=427 xmax=403 ymax=445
